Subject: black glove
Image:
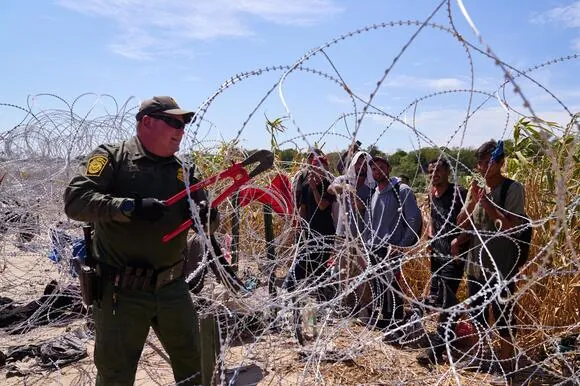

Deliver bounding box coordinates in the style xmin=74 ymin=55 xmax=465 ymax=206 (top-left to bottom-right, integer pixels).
xmin=196 ymin=200 xmax=218 ymax=224
xmin=133 ymin=197 xmax=167 ymax=222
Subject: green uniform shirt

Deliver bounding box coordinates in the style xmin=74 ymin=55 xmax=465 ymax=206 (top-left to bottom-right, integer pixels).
xmin=64 ymin=136 xmax=206 ymax=270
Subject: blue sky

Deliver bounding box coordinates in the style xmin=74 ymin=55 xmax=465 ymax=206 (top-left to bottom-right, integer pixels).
xmin=1 ymin=0 xmax=579 ymax=154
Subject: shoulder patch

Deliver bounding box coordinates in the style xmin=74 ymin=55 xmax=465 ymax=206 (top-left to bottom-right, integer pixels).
xmin=86 ymin=155 xmax=109 ymax=177
xmin=177 ymin=168 xmax=184 ymax=182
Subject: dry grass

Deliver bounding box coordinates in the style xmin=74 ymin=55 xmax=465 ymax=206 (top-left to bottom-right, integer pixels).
xmin=1 ymin=135 xmax=576 ymax=385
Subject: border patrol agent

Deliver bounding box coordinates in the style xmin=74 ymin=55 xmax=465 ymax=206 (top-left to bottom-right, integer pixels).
xmin=64 ymin=96 xmax=217 ymax=385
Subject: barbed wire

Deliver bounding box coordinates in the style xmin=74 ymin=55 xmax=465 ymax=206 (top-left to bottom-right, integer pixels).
xmin=1 ymin=0 xmax=579 ymax=384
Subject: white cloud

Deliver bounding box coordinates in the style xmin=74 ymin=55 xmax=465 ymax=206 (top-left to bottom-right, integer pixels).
xmin=326 ymin=93 xmax=350 ymax=105
xmin=57 ymin=0 xmax=343 ymax=59
xmin=427 ymin=78 xmax=465 ymax=90
xmin=531 ymin=2 xmax=580 ymax=28
xmin=383 ymin=75 xmax=466 ymax=91
xmin=237 ymin=0 xmax=342 ymax=25
xmin=530 ymin=2 xmax=580 ymax=52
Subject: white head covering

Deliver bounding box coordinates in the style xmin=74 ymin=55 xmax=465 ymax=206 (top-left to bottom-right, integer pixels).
xmin=329 ymin=150 xmax=375 ymax=195
xmin=345 ymin=151 xmax=375 ymax=188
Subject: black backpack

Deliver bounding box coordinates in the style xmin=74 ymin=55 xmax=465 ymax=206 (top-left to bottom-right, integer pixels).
xmin=499 ymin=178 xmax=533 ymax=271
xmin=393 ymin=182 xmax=423 ymax=245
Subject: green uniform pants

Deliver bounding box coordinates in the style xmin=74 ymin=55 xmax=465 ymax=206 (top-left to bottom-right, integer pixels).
xmin=93 ymin=278 xmax=202 ymax=386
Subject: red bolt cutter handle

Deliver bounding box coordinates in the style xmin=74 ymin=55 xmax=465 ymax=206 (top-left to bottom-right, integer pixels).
xmin=162 ymin=150 xmax=274 ymax=243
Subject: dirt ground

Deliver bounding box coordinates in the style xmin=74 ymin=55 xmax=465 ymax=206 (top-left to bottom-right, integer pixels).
xmin=0 ymin=237 xmax=572 ymax=385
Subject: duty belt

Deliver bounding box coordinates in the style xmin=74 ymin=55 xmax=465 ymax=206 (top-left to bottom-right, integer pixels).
xmin=98 ymin=260 xmax=185 ymax=292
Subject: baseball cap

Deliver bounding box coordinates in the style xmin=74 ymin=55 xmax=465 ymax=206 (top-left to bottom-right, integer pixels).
xmin=136 ymin=96 xmax=195 ymax=123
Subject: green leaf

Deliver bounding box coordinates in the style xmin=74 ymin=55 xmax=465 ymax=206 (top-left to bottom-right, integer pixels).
xmin=515 ymin=151 xmax=528 ymax=163
xmin=514 ymin=124 xmax=520 ymax=145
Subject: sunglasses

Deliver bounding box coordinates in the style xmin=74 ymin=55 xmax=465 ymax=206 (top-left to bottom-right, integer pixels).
xmin=148 ymin=114 xmax=186 ymax=130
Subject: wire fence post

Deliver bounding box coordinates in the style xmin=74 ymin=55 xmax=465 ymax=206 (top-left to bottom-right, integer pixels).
xmin=264 ymin=204 xmax=275 ymax=261
xmin=264 ymin=204 xmax=278 ymax=297
xmin=230 ymin=192 xmax=240 ymax=272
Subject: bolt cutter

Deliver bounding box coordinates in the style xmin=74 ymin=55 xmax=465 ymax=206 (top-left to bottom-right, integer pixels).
xmin=162 ymin=149 xmax=274 ymax=243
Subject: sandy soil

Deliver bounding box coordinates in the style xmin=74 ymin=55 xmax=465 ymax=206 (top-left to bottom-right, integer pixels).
xmin=0 ymin=236 xmax=569 ymax=385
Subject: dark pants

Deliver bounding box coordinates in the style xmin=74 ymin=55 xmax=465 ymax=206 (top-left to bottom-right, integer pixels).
xmin=93 ymin=278 xmax=202 ymax=386
xmin=467 ymin=275 xmax=516 ymax=341
xmin=427 ymin=256 xmax=465 ymax=352
xmin=284 ymin=235 xmax=334 ymax=299
xmin=429 ymin=255 xmax=465 ymax=307
xmin=369 ymin=248 xmax=404 ymax=326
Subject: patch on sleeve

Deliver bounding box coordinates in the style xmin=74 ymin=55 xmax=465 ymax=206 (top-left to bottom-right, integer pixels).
xmin=176 ymin=168 xmax=184 ymax=182
xmin=85 ymin=155 xmax=109 ymax=177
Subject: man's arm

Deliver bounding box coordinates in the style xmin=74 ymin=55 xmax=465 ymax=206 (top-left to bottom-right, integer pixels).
xmin=308 ymin=173 xmax=332 ymax=210
xmin=352 ymin=191 xmax=366 ymax=213
xmin=457 ymin=181 xmax=481 ymax=230
xmin=479 ymin=182 xmax=523 ymax=230
xmin=63 ymin=146 xmax=128 ymax=223
xmin=451 ymin=186 xmax=470 ymax=255
xmin=327 ymin=176 xmax=345 ymax=196
xmin=399 ymin=187 xmax=422 ymax=247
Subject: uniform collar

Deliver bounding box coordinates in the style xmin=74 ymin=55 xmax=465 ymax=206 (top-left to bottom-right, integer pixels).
xmin=127 ymin=136 xmax=180 ymax=165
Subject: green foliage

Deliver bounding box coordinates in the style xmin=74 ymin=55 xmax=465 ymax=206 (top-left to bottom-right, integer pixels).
xmin=508 ymin=116 xmax=579 ymax=192
xmin=278 ymin=148 xmax=300 ymax=170
xmin=506 ymin=115 xmax=579 ymax=268
xmin=264 ymin=115 xmax=287 ymax=152
xmin=325 ymin=152 xmax=340 ymax=175
xmin=388 ymin=149 xmax=407 ymax=166
xmin=312 ymin=141 xmax=326 ymax=152
xmin=385 ymin=146 xmax=477 ymax=192
xmin=190 ymin=138 xmax=242 ymax=178
xmin=366 ymin=144 xmax=386 ymax=158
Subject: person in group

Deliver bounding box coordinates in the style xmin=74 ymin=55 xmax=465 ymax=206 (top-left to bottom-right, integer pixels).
xmin=456 ymin=139 xmax=526 ymax=372
xmin=64 ymin=96 xmax=219 ymax=385
xmin=328 ymin=151 xmax=375 ymax=312
xmin=285 ymin=148 xmax=336 ymax=298
xmin=328 ymin=150 xmax=375 ymax=240
xmin=336 ymin=140 xmax=362 ymax=174
xmin=417 ymin=157 xmax=468 ymax=365
xmin=365 ymin=156 xmax=422 ymax=333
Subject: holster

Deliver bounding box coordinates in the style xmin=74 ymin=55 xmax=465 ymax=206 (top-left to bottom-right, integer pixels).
xmin=79 ymin=265 xmax=98 ymax=306
xmin=79 ymin=224 xmax=98 ymax=307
